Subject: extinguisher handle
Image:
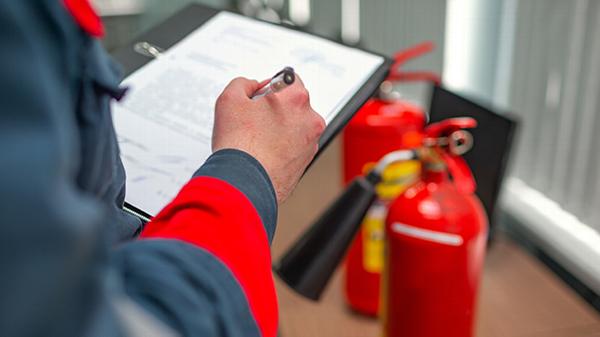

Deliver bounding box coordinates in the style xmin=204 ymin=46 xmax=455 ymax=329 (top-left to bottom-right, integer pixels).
xmin=388 ymin=41 xmax=441 ymax=85
xmin=424 ymin=117 xmax=477 ymax=138
xmin=425 ymin=117 xmax=478 ymax=194
xmin=392 ymin=41 xmax=435 ymax=66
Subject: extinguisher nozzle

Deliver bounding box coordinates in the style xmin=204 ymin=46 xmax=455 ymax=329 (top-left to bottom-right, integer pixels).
xmin=273 ymin=176 xmax=379 ymax=300
xmin=273 ymin=267 xmax=322 ymax=301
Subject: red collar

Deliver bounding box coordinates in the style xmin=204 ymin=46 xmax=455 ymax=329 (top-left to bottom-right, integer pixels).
xmin=63 ymin=0 xmax=104 ymax=38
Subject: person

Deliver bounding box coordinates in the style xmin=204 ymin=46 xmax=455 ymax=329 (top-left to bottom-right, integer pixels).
xmin=0 ymin=1 xmax=325 ymax=337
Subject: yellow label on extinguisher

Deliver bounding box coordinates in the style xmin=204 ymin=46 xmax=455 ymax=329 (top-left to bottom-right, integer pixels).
xmin=362 ymin=204 xmax=386 ymax=273
xmin=361 ymin=160 xmax=420 ymax=274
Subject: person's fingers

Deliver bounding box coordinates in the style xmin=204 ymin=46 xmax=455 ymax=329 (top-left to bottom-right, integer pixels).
xmin=271 ymin=72 xmax=310 ymax=107
xmin=313 ymin=110 xmax=326 ymax=134
xmin=223 ymin=77 xmax=260 ymax=98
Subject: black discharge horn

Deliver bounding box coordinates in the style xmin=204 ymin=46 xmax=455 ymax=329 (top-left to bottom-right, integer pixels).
xmin=274 ymin=150 xmax=416 ymax=300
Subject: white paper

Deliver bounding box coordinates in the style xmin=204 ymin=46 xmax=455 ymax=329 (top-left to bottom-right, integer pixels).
xmin=112 ymin=11 xmax=384 ymax=216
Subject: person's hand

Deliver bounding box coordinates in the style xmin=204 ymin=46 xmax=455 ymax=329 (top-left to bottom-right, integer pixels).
xmin=212 ymin=76 xmax=326 ymax=204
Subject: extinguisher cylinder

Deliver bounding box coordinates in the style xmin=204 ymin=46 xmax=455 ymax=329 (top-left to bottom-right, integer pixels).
xmin=382 ymin=175 xmax=488 ymax=337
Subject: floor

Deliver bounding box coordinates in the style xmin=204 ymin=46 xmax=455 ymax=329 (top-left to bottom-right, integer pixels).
xmin=271 ymin=137 xmax=600 ymax=337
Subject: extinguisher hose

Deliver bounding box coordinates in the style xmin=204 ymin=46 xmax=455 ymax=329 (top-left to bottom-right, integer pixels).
xmin=273 ymin=149 xmax=417 ymax=300
xmin=370 ymin=150 xmax=418 ymax=179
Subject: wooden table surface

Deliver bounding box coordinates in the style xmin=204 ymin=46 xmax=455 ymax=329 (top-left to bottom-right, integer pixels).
xmin=271 ymin=137 xmax=600 ymax=337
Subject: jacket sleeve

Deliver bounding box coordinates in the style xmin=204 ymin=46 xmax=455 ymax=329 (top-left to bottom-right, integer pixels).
xmin=114 ymin=150 xmax=279 ymax=337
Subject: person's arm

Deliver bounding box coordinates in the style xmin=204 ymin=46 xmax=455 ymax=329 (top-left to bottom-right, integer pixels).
xmin=116 ymin=77 xmax=324 ymax=337
xmin=115 ymin=149 xmax=277 ymax=337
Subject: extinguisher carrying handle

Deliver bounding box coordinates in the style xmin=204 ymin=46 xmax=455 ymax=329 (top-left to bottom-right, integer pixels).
xmin=387 ymin=41 xmax=442 ymax=85
xmin=424 ymin=118 xmax=478 ymax=194
xmin=424 ymin=117 xmax=476 ymax=138
xmin=392 ymin=41 xmax=435 ymax=65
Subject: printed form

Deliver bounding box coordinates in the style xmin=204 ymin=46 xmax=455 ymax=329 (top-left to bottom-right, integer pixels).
xmin=112 ymin=11 xmax=384 ymax=216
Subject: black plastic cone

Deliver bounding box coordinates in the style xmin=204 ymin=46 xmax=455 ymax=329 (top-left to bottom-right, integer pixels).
xmin=274 ymin=173 xmax=380 ymax=300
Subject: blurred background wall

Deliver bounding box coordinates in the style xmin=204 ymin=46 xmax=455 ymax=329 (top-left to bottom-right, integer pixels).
xmin=94 ymin=0 xmax=600 ymax=302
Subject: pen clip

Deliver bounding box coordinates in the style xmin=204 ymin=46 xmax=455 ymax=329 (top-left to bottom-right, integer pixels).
xmin=134 ymin=42 xmax=164 ymax=59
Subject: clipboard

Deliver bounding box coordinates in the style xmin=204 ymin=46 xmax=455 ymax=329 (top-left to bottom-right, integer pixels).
xmin=111 ymin=4 xmax=392 ymax=220
xmin=112 ymin=3 xmax=392 ymax=151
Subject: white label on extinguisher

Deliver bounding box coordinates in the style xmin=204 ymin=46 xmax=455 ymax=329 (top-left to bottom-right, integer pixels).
xmin=391 ymin=222 xmax=464 ymax=246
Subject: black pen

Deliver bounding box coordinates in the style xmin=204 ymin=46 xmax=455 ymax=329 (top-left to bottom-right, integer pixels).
xmin=252 ymin=67 xmax=295 ymax=99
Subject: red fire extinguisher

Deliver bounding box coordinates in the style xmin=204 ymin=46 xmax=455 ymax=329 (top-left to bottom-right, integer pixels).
xmin=344 ymin=41 xmax=440 ymax=316
xmin=382 ymin=118 xmax=488 ymax=337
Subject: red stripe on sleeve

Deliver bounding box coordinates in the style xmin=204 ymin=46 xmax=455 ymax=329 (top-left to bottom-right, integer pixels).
xmin=140 ymin=177 xmax=278 ymax=337
xmin=63 ymin=0 xmax=104 ymax=37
